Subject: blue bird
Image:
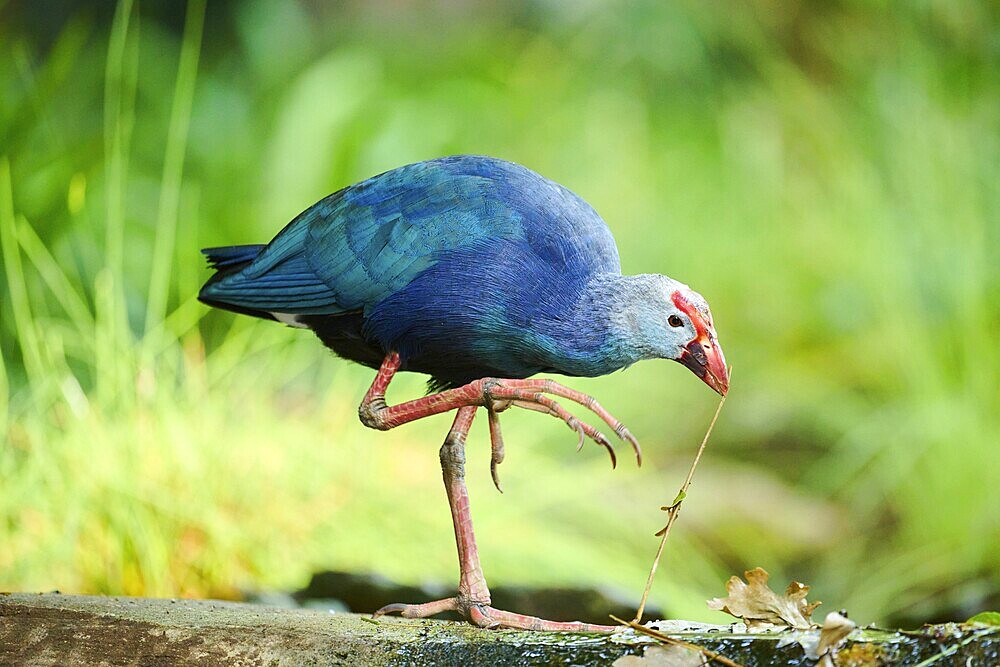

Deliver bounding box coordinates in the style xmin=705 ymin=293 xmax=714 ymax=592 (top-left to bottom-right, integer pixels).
xmin=199 ymin=155 xmax=729 ymax=631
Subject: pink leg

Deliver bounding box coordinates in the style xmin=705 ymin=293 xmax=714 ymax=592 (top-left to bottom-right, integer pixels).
xmin=373 ymin=406 xmax=616 ymax=632
xmin=358 ymin=352 xmax=641 ymax=466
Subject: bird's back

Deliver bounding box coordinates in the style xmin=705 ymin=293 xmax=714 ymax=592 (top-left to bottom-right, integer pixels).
xmin=199 ymin=155 xmax=621 ymax=386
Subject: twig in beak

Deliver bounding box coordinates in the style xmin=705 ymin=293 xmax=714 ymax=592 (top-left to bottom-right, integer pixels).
xmin=631 ymin=370 xmax=730 ymax=623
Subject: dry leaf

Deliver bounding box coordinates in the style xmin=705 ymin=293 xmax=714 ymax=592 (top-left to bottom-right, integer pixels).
xmin=779 ymin=611 xmax=856 ymax=665
xmin=706 ymin=567 xmax=821 ymax=629
xmin=816 ymin=611 xmax=855 ymax=655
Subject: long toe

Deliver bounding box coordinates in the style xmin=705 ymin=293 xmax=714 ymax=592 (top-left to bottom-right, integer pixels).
xmin=373 ymin=598 xmax=618 ymax=633
xmin=469 ymin=605 xmax=619 ymax=633
xmin=372 ymin=597 xmax=460 ymax=619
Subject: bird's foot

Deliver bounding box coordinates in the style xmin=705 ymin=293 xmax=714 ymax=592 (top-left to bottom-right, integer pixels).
xmin=359 ymin=354 xmax=641 ymax=472
xmin=479 ymin=378 xmax=642 ymax=469
xmin=372 ymin=595 xmax=617 ymax=632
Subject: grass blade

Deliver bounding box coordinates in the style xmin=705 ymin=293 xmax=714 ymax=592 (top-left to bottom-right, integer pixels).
xmin=0 ymin=158 xmax=46 ymax=390
xmin=145 ymin=0 xmax=206 ymax=335
xmin=103 ymin=0 xmax=137 ymax=279
xmin=0 ymin=336 xmax=8 ymax=447
xmin=97 ymin=0 xmax=140 ymax=402
xmin=16 ymin=216 xmax=94 ymax=334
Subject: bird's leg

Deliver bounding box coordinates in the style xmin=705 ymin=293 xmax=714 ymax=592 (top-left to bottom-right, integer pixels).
xmin=359 ymin=352 xmax=641 ymax=466
xmin=443 ymin=407 xmax=491 ymax=606
xmin=373 ymin=406 xmax=616 ymax=632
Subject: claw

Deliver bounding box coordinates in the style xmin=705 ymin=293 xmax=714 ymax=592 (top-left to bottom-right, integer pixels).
xmin=488 ymin=407 xmax=505 ymax=494
xmin=490 ymin=458 xmax=502 ymax=493
xmin=616 ymin=425 xmax=643 ymax=467
xmin=569 ymin=417 xmax=586 ymax=452
xmin=595 ymin=431 xmax=617 ymax=469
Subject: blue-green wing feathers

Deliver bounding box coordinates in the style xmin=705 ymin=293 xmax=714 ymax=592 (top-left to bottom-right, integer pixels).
xmin=199 ymin=158 xmax=528 ymax=316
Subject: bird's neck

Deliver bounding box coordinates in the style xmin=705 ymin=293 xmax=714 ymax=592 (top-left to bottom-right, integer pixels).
xmin=541 ymin=273 xmax=667 ymax=377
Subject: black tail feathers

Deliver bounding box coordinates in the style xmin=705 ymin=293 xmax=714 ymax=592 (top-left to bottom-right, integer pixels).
xmin=201 ymin=244 xmax=266 ymax=270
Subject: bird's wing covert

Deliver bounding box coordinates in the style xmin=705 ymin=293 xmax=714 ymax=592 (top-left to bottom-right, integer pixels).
xmin=203 ymin=160 xmax=525 ymax=315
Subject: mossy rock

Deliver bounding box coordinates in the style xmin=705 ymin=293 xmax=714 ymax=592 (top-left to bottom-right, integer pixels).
xmin=2 ymin=593 xmax=998 ymax=666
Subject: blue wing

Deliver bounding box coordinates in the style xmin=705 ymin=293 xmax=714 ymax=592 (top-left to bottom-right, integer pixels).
xmin=199 ymin=156 xmax=620 ymax=318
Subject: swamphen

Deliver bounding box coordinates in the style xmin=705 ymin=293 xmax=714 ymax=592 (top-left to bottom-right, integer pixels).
xmin=199 ymin=155 xmax=729 ymax=631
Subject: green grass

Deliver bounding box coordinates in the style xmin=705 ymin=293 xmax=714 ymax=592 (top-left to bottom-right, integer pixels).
xmin=1 ymin=0 xmax=997 ymax=625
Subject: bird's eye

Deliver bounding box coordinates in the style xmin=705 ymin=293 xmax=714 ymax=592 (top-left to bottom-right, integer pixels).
xmin=668 ymin=315 xmax=684 ymax=328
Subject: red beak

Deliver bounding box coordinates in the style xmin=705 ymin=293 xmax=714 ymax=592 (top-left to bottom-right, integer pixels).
xmin=678 ymin=333 xmax=729 ymax=396
xmin=670 ymin=290 xmax=730 ymax=396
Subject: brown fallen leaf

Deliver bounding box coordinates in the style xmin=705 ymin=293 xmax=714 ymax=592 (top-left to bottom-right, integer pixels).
xmin=706 ymin=567 xmax=821 ymax=630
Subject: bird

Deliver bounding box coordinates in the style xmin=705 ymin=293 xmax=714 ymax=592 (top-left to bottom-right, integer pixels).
xmin=199 ymin=155 xmax=729 ymax=632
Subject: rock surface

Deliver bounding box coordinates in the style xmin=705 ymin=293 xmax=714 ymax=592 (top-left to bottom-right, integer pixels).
xmin=2 ymin=593 xmax=998 ymax=666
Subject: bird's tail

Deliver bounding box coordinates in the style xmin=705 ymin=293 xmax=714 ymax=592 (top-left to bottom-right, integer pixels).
xmin=201 ymin=244 xmax=266 ymax=270
xmin=199 ymin=244 xmax=277 ymax=321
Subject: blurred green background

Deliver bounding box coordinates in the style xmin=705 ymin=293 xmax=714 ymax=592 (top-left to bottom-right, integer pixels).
xmin=1 ymin=0 xmax=997 ymax=627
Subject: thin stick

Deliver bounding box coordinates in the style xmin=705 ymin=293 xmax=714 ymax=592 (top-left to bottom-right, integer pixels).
xmin=632 ymin=390 xmax=728 ymax=623
xmin=609 ymin=615 xmax=744 ymax=667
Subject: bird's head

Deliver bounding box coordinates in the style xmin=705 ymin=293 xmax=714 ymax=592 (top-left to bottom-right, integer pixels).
xmin=585 ymin=273 xmax=730 ymax=395
xmin=663 ymin=286 xmax=729 ymax=396
xmin=614 ymin=275 xmax=729 ymax=396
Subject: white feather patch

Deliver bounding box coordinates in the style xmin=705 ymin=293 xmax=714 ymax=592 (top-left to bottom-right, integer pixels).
xmin=271 ymin=312 xmax=307 ymax=328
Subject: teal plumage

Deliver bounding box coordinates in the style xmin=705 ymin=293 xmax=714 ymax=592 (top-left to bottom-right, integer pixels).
xmin=200 ymin=155 xmax=627 ymax=388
